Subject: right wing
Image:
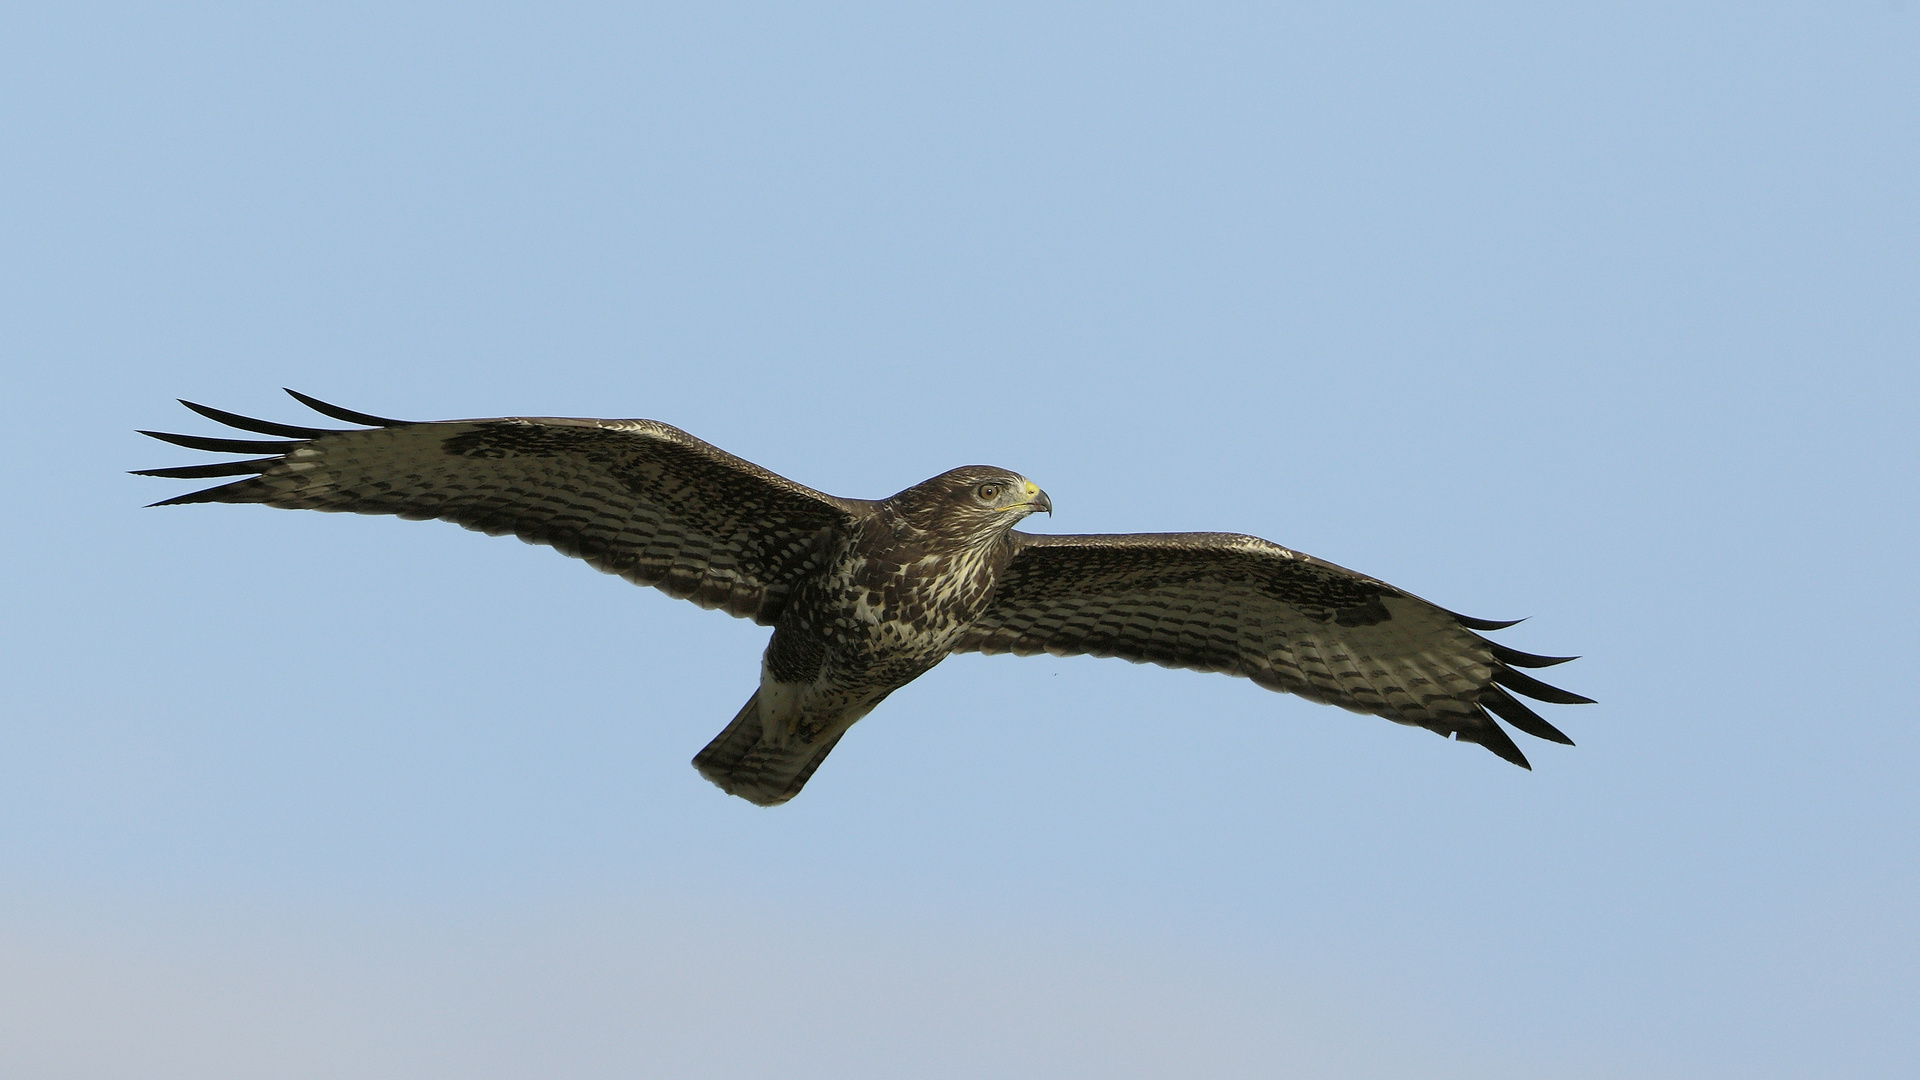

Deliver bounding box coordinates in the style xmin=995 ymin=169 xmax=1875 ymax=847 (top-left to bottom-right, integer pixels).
xmin=136 ymin=390 xmax=861 ymax=624
xmin=955 ymin=531 xmax=1589 ymax=768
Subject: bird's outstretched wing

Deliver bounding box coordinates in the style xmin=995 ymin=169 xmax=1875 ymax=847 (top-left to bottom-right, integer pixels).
xmin=136 ymin=390 xmax=861 ymax=624
xmin=953 ymin=531 xmax=1591 ymax=767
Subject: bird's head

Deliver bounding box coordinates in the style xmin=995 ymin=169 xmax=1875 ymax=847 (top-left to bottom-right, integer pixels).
xmin=887 ymin=466 xmax=1051 ymax=543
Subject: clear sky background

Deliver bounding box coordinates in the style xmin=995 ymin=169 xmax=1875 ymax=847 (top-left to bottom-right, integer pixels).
xmin=3 ymin=3 xmax=1915 ymax=1077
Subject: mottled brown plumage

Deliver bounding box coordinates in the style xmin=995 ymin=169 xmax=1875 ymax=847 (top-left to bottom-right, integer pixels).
xmin=139 ymin=391 xmax=1591 ymax=805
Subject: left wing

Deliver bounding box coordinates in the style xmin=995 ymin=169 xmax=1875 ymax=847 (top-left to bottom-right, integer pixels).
xmin=953 ymin=531 xmax=1591 ymax=767
xmin=136 ymin=391 xmax=863 ymax=624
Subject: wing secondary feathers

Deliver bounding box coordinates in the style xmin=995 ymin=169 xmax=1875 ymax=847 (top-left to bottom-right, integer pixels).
xmin=136 ymin=391 xmax=859 ymax=624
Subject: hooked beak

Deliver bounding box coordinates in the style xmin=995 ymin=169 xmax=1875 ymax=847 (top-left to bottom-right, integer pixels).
xmin=1022 ymin=482 xmax=1052 ymax=516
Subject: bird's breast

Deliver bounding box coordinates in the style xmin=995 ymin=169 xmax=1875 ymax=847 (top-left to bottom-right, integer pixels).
xmin=762 ymin=520 xmax=1011 ymax=688
xmin=811 ymin=546 xmax=997 ymax=650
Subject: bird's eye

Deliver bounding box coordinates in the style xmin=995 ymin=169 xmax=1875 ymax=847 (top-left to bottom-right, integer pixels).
xmin=976 ymin=483 xmax=1001 ymax=502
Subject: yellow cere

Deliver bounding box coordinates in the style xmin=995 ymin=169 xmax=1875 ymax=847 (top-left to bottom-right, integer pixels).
xmin=1000 ymin=480 xmax=1043 ymax=511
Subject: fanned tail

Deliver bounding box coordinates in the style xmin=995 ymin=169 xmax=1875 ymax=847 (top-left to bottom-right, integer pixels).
xmin=692 ymin=690 xmax=847 ymax=807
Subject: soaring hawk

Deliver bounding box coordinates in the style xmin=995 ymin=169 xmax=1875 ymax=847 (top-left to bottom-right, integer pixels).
xmin=138 ymin=391 xmax=1592 ymax=805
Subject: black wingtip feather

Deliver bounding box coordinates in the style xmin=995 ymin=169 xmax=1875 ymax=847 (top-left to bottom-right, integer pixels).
xmin=1481 ymin=685 xmax=1576 ymax=746
xmin=1492 ymin=666 xmax=1596 ymax=706
xmin=284 ymin=389 xmax=408 ymax=427
xmin=131 ymin=459 xmax=277 ymax=479
xmin=145 ymin=479 xmax=260 ymax=506
xmin=1486 ymin=640 xmax=1581 ymax=669
xmin=139 ymin=430 xmax=301 ymax=454
xmin=1461 ymin=722 xmax=1532 ymax=769
xmin=179 ymin=399 xmax=332 ymax=439
xmin=1446 ymin=609 xmax=1526 ymax=631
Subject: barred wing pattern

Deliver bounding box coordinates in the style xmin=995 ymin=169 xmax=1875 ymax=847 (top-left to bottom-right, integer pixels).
xmin=955 ymin=532 xmax=1590 ymax=767
xmin=137 ymin=391 xmax=859 ymax=624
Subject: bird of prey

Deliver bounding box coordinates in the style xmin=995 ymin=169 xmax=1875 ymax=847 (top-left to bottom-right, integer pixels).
xmin=138 ymin=390 xmax=1592 ymax=806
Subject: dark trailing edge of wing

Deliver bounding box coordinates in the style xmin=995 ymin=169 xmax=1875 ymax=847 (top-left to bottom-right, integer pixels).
xmin=135 ymin=391 xmax=389 ymax=506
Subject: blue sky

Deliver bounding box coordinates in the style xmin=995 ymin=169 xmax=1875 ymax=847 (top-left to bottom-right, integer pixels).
xmin=2 ymin=3 xmax=1915 ymax=1077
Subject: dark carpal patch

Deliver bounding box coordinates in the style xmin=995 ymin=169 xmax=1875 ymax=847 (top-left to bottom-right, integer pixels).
xmin=1331 ymin=597 xmax=1393 ymax=627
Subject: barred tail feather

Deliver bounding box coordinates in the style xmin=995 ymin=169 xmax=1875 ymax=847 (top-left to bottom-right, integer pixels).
xmin=692 ymin=690 xmax=846 ymax=807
